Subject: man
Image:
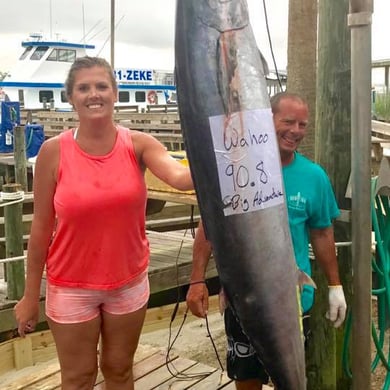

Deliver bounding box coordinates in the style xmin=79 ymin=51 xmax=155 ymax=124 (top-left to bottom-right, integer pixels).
xmin=0 ymin=88 xmax=10 ymax=102
xmin=186 ymin=92 xmax=347 ymax=389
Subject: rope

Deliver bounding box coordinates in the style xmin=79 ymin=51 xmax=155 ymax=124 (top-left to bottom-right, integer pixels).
xmin=0 ymin=255 xmax=26 ymax=264
xmin=0 ymin=190 xmax=25 ymax=207
xmin=164 ymin=239 xmax=225 ymax=385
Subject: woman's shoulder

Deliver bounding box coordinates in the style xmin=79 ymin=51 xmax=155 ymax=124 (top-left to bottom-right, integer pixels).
xmin=36 ymin=136 xmax=60 ymax=164
xmin=127 ymin=128 xmax=160 ymax=147
xmin=42 ymin=134 xmax=60 ymax=149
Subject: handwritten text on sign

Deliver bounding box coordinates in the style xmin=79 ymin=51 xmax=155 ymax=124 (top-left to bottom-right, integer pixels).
xmin=209 ymin=108 xmax=284 ymax=216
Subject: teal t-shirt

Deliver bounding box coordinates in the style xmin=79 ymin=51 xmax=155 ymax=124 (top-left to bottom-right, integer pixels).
xmin=283 ymin=152 xmax=340 ymax=313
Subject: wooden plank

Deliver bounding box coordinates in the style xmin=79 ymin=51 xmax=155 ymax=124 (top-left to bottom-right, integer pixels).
xmin=156 ymin=362 xmax=217 ymax=389
xmin=372 ymin=120 xmax=390 ymax=139
xmin=24 ymin=370 xmax=61 ymax=389
xmin=148 ymin=262 xmax=218 ymax=294
xmin=218 ymin=381 xmax=274 ymax=389
xmin=13 ymin=337 xmax=33 ymax=370
xmin=0 ymin=359 xmax=60 ymax=390
xmin=133 ymin=350 xmax=177 ymax=380
xmin=189 ymin=370 xmax=232 ymax=390
xmin=31 ymin=331 xmax=58 ymax=364
xmin=128 ymin=123 xmax=182 ymax=131
xmin=135 ymin=343 xmax=167 ymax=363
xmin=146 ymin=104 xmax=178 ymax=113
xmin=219 ymin=381 xmax=237 ymax=389
xmin=0 ymin=340 xmax=15 ymax=377
xmin=147 ymin=190 xmax=198 ymax=206
xmin=134 ymin=357 xmax=197 ymax=389
xmin=142 ymin=296 xmax=220 ymax=334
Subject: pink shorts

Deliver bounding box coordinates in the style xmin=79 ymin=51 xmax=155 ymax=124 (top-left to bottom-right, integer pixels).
xmin=45 ymin=271 xmax=150 ymax=324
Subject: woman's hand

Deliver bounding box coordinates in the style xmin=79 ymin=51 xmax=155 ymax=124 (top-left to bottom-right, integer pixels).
xmin=14 ymin=296 xmax=39 ymax=337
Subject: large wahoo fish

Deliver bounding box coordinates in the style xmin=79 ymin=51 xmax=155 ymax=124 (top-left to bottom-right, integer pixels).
xmin=175 ymin=1 xmax=306 ymax=389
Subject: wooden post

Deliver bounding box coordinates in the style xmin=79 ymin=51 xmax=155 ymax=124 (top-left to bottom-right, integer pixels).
xmin=307 ymin=0 xmax=353 ymax=389
xmin=13 ymin=126 xmax=28 ymax=192
xmin=287 ymin=0 xmax=318 ymax=160
xmin=4 ymin=183 xmax=25 ymax=300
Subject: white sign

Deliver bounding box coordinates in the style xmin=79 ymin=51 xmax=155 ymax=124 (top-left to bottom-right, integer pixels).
xmin=209 ymin=108 xmax=284 ymax=216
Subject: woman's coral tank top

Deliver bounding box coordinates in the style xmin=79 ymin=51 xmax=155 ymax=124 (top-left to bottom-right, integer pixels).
xmin=46 ymin=127 xmax=149 ymax=290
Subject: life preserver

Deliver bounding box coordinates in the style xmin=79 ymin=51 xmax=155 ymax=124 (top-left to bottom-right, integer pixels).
xmin=147 ymin=90 xmax=157 ymax=104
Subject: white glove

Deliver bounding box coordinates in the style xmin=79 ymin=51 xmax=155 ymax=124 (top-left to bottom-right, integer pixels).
xmin=325 ymin=285 xmax=347 ymax=328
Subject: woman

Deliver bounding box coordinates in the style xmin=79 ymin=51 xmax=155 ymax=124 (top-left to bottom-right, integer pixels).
xmin=14 ymin=56 xmax=193 ymax=389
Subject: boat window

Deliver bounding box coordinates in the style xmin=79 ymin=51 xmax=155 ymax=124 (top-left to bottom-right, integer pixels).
xmin=118 ymin=91 xmax=130 ymax=103
xmin=167 ymin=92 xmax=177 ymax=104
xmin=61 ymin=91 xmax=68 ymax=103
xmin=58 ymin=49 xmax=76 ymax=63
xmin=39 ymin=90 xmax=54 ymax=103
xmin=135 ymin=91 xmax=146 ymax=103
xmin=47 ymin=49 xmax=58 ymax=61
xmin=19 ymin=46 xmax=33 ymax=60
xmin=165 ymin=75 xmax=175 ymax=86
xmin=46 ymin=49 xmax=76 ymax=63
xmin=31 ymin=46 xmax=49 ymax=60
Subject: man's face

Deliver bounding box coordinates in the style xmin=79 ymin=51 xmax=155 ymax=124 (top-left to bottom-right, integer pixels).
xmin=273 ymin=98 xmax=309 ymax=160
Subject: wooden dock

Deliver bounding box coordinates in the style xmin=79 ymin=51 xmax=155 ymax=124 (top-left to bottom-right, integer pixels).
xmin=0 ymin=335 xmax=234 ymax=390
xmin=0 ymin=330 xmax=276 ymax=389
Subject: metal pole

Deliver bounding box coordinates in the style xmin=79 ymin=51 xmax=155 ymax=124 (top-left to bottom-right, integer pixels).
xmin=348 ymin=1 xmax=373 ymax=389
xmin=110 ymin=0 xmax=115 ymax=69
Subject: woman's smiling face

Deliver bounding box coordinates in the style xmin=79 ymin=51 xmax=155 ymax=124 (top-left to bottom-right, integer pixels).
xmin=68 ymin=65 xmax=117 ymax=120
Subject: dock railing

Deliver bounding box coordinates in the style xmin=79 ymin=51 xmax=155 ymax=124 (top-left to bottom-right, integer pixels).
xmin=21 ymin=105 xmax=184 ymax=151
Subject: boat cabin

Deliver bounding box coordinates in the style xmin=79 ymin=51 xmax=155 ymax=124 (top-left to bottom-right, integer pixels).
xmin=0 ymin=34 xmax=176 ymax=111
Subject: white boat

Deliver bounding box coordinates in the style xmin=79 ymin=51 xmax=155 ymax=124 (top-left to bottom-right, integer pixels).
xmin=0 ymin=33 xmax=176 ymax=111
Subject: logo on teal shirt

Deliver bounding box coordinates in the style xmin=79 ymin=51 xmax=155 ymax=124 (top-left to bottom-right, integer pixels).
xmin=288 ymin=192 xmax=307 ymax=211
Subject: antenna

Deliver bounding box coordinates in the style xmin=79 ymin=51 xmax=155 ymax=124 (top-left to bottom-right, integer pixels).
xmin=49 ymin=0 xmax=53 ymax=39
xmin=82 ymin=1 xmax=86 ymax=46
xmin=96 ymin=14 xmax=124 ymax=58
xmin=111 ymin=0 xmax=115 ymax=69
xmin=80 ymin=19 xmax=103 ymax=43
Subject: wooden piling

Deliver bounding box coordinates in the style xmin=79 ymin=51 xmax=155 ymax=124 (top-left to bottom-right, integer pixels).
xmin=3 ymin=183 xmax=25 ymax=300
xmin=13 ymin=126 xmax=28 ymax=192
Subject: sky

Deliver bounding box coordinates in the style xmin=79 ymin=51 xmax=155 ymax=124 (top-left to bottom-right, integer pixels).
xmin=0 ymin=0 xmax=388 ymax=85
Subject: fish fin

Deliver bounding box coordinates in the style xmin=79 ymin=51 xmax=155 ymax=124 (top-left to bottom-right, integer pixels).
xmin=297 ymin=269 xmax=317 ymax=290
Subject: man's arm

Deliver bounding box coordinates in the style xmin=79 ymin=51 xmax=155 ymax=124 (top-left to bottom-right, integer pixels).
xmin=310 ymin=226 xmax=340 ymax=285
xmin=186 ymin=220 xmax=212 ymax=318
xmin=310 ymin=226 xmax=347 ymax=328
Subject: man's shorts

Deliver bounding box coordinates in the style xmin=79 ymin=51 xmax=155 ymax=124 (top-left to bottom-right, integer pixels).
xmin=46 ymin=270 xmax=150 ymax=324
xmin=224 ymin=305 xmax=311 ymax=383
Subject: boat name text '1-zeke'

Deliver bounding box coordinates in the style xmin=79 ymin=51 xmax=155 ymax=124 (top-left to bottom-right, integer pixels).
xmin=114 ymin=69 xmax=153 ymax=83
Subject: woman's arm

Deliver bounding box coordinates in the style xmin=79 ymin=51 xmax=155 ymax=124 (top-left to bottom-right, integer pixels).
xmin=14 ymin=138 xmax=59 ymax=336
xmin=132 ymin=131 xmax=193 ymax=191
